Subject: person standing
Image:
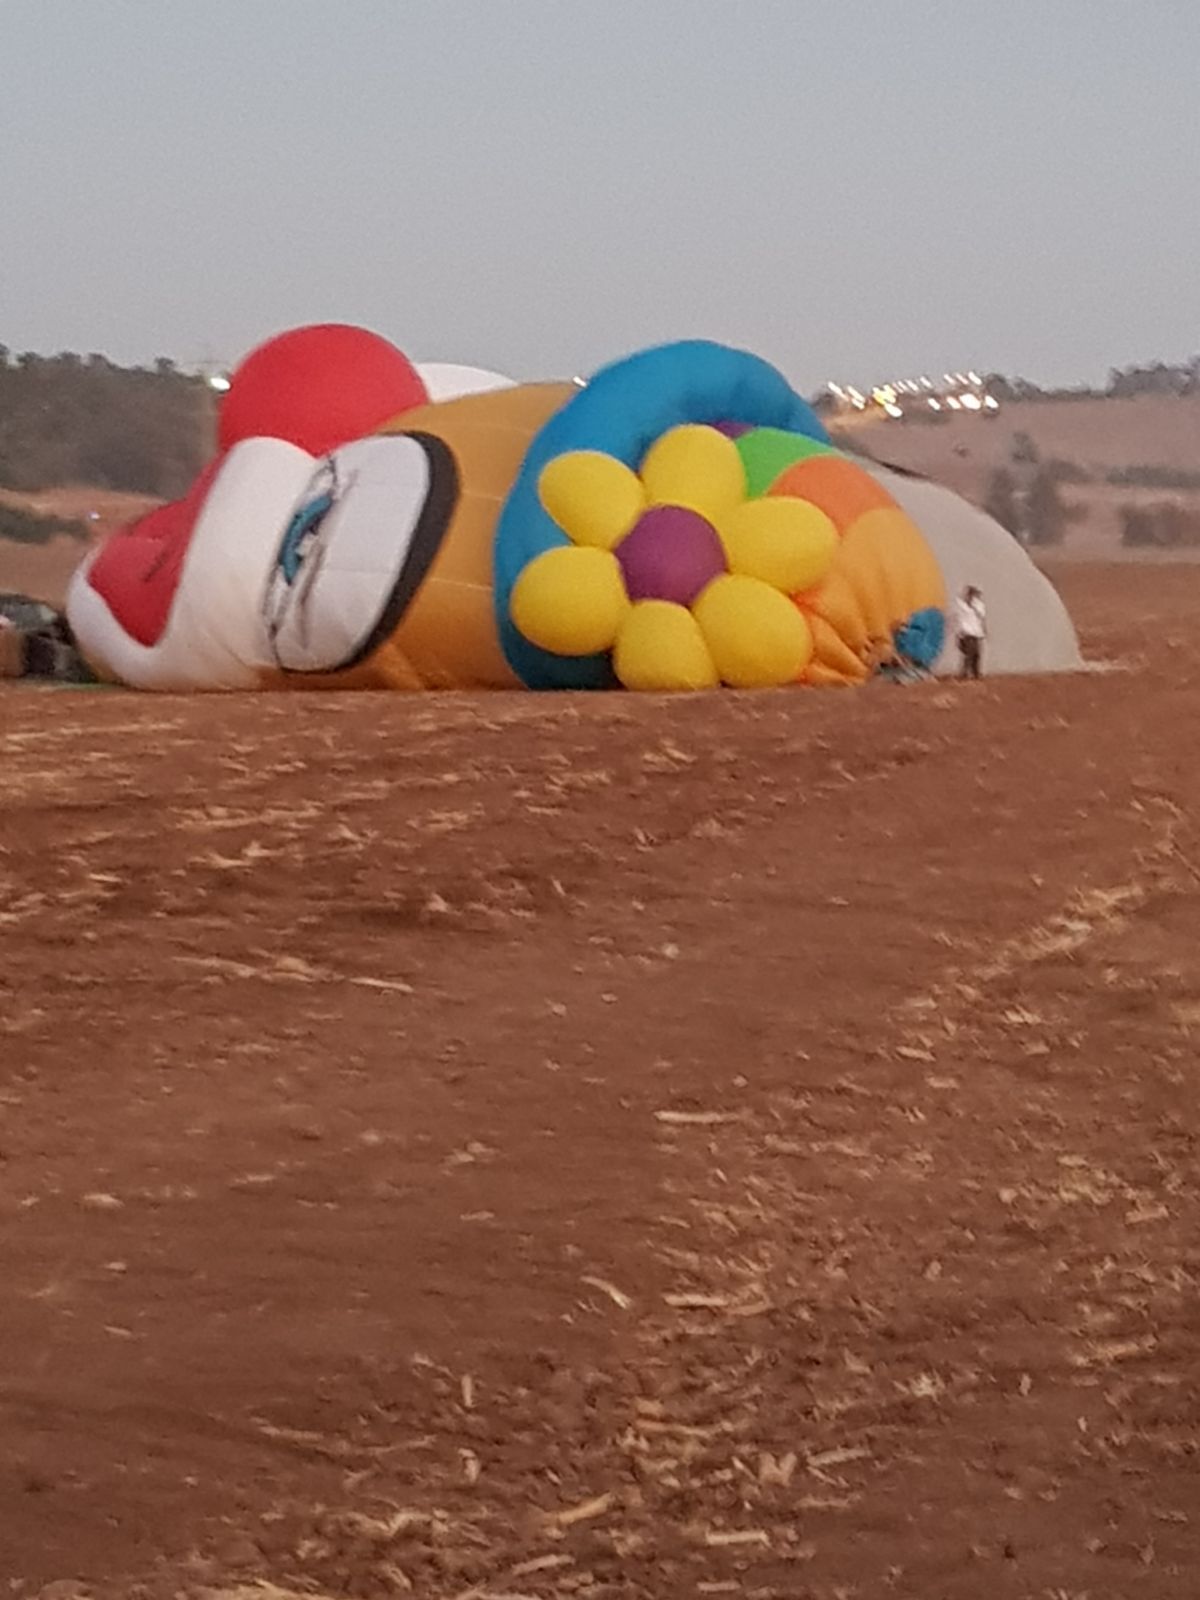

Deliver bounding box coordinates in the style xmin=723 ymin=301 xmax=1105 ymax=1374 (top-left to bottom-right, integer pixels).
xmin=955 ymin=585 xmax=987 ymax=680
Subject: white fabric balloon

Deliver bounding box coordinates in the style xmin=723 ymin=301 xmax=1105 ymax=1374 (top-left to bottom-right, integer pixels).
xmin=862 ymin=460 xmax=1083 ymax=677
xmin=68 ymin=439 xmax=313 ymax=690
xmin=415 ymin=362 xmax=515 ymax=402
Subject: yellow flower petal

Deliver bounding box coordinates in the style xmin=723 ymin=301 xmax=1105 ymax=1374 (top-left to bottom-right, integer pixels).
xmin=718 ymin=497 xmax=838 ymax=593
xmin=510 ymin=546 xmax=629 ymax=656
xmin=692 ymin=574 xmax=813 ymax=688
xmin=639 ymin=425 xmax=746 ymax=520
xmin=614 ymin=600 xmax=719 ymax=692
xmin=538 ymin=451 xmax=645 ymax=550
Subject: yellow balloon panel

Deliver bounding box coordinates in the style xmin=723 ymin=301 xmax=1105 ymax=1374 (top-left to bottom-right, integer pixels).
xmin=639 ymin=425 xmax=747 ymax=520
xmin=692 ymin=574 xmax=813 ymax=688
xmin=538 ymin=450 xmax=645 ymax=550
xmin=510 ymin=546 xmax=629 ymax=656
xmin=614 ymin=600 xmax=719 ymax=692
xmin=719 ymin=497 xmax=838 ymax=592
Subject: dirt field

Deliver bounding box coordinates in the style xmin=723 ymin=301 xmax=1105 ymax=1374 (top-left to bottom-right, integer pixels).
xmin=0 ymin=535 xmax=89 ymax=611
xmin=1 ymin=564 xmax=1197 ymax=1599
xmin=0 ymin=488 xmax=160 ymax=609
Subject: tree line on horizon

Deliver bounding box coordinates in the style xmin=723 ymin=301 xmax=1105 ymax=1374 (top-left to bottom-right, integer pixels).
xmin=0 ymin=346 xmax=214 ymax=503
xmin=988 ymin=355 xmax=1200 ymax=404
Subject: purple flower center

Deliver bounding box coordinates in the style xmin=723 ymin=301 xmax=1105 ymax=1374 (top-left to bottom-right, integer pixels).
xmin=616 ymin=506 xmax=727 ymax=607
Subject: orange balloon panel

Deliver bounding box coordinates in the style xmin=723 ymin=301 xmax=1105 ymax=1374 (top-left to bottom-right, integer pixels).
xmin=838 ymin=522 xmax=906 ymax=634
xmin=801 ymin=568 xmax=870 ymax=653
xmin=769 ymin=456 xmax=897 ymax=533
xmin=804 ymin=659 xmax=859 ymax=688
xmin=384 ymin=385 xmax=574 ymax=688
xmin=844 ymin=559 xmax=892 ymax=640
xmin=805 ymin=612 xmax=870 ymax=683
xmin=794 ymin=500 xmax=946 ymax=679
xmin=842 ymin=506 xmax=947 ymax=619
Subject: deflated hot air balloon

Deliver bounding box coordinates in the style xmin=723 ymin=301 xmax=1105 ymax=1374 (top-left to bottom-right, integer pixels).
xmin=67 ymin=329 xmax=1078 ymax=692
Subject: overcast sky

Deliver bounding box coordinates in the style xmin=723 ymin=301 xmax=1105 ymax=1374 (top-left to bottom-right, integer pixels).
xmin=2 ymin=0 xmax=1197 ymax=389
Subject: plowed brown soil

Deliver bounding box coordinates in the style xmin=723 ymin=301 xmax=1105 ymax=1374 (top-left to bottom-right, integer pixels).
xmin=2 ymin=565 xmax=1197 ymax=1600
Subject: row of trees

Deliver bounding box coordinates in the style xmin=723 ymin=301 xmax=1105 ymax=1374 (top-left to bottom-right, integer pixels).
xmin=1121 ymin=504 xmax=1200 ymax=549
xmin=0 ymin=500 xmax=87 ymax=544
xmin=983 ymin=465 xmax=1073 ymax=547
xmin=987 ymin=356 xmax=1200 ymax=403
xmin=0 ymin=347 xmax=215 ymax=497
xmin=982 ymin=432 xmax=1077 ymax=547
xmin=1106 ymin=358 xmax=1200 ymax=400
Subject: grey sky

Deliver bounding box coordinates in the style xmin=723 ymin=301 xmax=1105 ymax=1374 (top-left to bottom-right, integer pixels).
xmin=2 ymin=0 xmax=1197 ymax=390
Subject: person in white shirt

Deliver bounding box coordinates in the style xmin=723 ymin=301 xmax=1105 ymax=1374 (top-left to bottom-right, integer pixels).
xmin=955 ymin=586 xmax=987 ymax=679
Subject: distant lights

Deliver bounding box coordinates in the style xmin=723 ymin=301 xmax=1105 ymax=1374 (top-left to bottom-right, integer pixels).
xmin=822 ymin=367 xmax=997 ymax=420
xmin=207 ymin=374 xmax=231 ymax=392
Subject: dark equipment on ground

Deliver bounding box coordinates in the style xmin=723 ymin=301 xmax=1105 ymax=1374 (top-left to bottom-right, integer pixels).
xmin=0 ymin=593 xmax=96 ymax=683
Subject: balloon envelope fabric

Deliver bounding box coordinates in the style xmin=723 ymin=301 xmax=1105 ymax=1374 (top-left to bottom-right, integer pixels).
xmin=66 ymin=328 xmax=1080 ymax=693
xmin=493 ymin=340 xmax=834 ymax=689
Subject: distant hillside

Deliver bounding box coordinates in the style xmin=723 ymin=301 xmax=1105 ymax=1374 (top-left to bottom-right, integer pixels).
xmin=0 ymin=485 xmax=161 ymax=607
xmin=845 ymin=392 xmax=1200 ymax=559
xmin=0 ymin=345 xmax=214 ymax=497
xmin=0 ymin=536 xmax=87 ymax=609
xmin=0 ymin=499 xmax=86 ymax=545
